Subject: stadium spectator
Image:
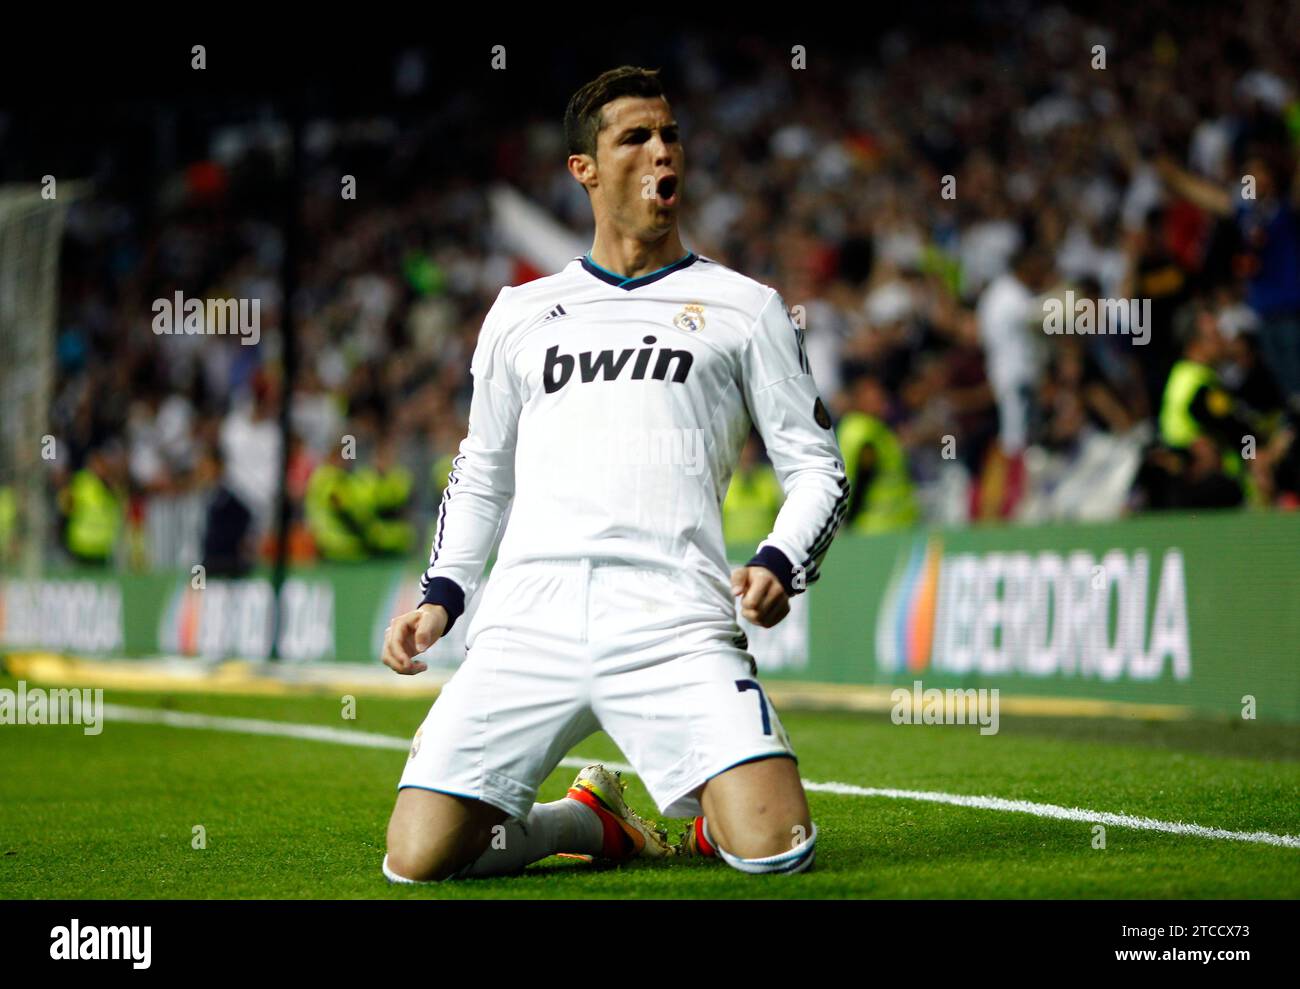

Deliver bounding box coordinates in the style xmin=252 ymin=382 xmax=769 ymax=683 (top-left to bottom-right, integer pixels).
xmin=305 ymin=434 xmax=415 ymax=561
xmin=352 ymin=435 xmax=416 ymax=557
xmin=838 ymin=375 xmax=919 ymax=533
xmin=218 ymin=369 xmax=283 ymax=542
xmin=305 ymin=445 xmax=370 ymax=562
xmin=1146 ymin=301 xmax=1280 ymax=508
xmin=29 ymin=2 xmax=1300 ymax=567
xmin=974 ymin=246 xmax=1054 ymax=517
xmin=1117 ymin=210 xmax=1193 ymax=418
xmin=1155 ymin=148 xmax=1300 ymax=408
xmin=57 ymin=443 xmax=125 ymax=565
xmin=0 ymin=485 xmax=15 ymax=565
xmin=198 ymin=443 xmax=254 ymax=577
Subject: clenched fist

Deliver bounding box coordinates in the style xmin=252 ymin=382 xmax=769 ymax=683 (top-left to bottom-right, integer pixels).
xmin=381 ymin=604 xmax=448 ymax=675
xmin=731 ymin=566 xmax=790 ymax=629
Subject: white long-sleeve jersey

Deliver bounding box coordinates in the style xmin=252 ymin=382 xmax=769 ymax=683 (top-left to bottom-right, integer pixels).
xmin=420 ymin=251 xmax=849 ymax=629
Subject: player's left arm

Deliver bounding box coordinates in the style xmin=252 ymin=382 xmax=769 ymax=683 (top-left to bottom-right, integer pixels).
xmin=734 ymin=290 xmax=850 ymax=626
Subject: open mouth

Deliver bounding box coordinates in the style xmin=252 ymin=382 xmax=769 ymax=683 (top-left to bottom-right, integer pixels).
xmin=655 ymin=174 xmax=679 ymax=207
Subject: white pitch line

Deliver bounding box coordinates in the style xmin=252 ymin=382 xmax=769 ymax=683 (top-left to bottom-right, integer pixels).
xmin=102 ymin=704 xmax=1300 ymax=850
xmin=801 ymin=781 xmax=1300 ymax=849
xmin=105 ymin=703 xmax=413 ymax=751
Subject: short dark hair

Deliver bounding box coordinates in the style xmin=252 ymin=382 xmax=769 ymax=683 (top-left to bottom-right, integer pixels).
xmin=564 ymin=66 xmax=666 ymax=159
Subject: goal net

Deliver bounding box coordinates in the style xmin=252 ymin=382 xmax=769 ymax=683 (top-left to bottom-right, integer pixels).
xmin=0 ymin=183 xmax=83 ymax=576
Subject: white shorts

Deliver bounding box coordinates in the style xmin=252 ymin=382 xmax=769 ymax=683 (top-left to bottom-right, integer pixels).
xmin=398 ymin=558 xmax=797 ymax=820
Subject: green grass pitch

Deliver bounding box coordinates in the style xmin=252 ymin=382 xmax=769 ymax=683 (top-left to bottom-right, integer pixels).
xmin=1 ymin=674 xmax=1297 ymax=898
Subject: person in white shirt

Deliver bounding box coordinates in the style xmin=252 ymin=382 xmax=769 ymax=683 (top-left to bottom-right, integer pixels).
xmin=217 ymin=372 xmax=283 ymax=538
xmin=976 ymin=247 xmax=1053 ymax=455
xmin=381 ymin=66 xmax=847 ymax=882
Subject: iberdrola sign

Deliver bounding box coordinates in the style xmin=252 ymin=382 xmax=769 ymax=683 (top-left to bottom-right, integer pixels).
xmin=799 ymin=512 xmax=1299 ymax=720
xmin=4 ymin=512 xmax=1295 ymax=721
xmin=874 ymin=539 xmax=1189 ymax=682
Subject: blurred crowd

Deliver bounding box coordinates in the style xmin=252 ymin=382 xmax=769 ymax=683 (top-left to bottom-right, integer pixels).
xmin=28 ymin=1 xmax=1300 ymax=571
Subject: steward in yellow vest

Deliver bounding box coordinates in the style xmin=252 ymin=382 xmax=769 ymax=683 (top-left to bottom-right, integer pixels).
xmin=353 ymin=439 xmax=414 ymax=556
xmin=1157 ymin=353 xmax=1280 ymax=505
xmin=306 ymin=453 xmax=370 ymax=561
xmin=838 ymin=377 xmax=919 ymax=533
xmin=60 ymin=450 xmax=124 ymax=565
xmin=1159 ymin=360 xmax=1242 ymax=458
xmin=0 ymin=484 xmax=16 ymax=565
xmin=1156 ymin=309 xmax=1262 ymax=507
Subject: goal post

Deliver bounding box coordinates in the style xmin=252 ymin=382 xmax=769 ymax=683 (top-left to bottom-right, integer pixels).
xmin=0 ymin=182 xmax=86 ymax=577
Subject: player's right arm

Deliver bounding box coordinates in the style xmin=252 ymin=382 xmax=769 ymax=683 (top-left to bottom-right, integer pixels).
xmin=382 ymin=287 xmax=520 ymax=674
xmin=734 ymin=289 xmax=849 ymax=622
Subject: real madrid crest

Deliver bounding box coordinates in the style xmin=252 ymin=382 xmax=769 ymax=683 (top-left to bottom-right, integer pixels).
xmin=409 ymin=726 xmax=423 ymax=760
xmin=673 ymin=303 xmax=705 ymax=333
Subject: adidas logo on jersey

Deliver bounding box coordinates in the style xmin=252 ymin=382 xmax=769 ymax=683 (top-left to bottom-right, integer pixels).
xmin=541 ymin=304 xmax=568 ymax=322
xmin=543 ymin=335 xmax=694 ymax=394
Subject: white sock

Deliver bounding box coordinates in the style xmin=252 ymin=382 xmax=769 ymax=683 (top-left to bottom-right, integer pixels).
xmin=715 ymin=823 xmax=818 ymax=875
xmin=458 ymin=798 xmax=603 ymax=878
xmin=382 ymin=853 xmax=433 ymax=884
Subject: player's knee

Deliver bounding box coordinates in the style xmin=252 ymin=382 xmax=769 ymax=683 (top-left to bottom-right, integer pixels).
xmin=385 ymin=789 xmax=499 ymax=882
xmin=383 ymin=841 xmax=461 ymax=883
xmin=718 ymin=813 xmax=812 ymax=860
xmin=716 ymin=822 xmax=817 ymax=875
xmin=382 ymin=851 xmax=433 ymax=884
xmin=384 ymin=819 xmax=474 ymax=882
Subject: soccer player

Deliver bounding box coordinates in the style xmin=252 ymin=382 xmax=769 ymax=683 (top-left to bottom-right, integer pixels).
xmin=381 ymin=66 xmax=848 ymax=882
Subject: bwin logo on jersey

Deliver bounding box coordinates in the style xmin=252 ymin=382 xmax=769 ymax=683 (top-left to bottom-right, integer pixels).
xmin=543 ymin=335 xmax=694 ymax=394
